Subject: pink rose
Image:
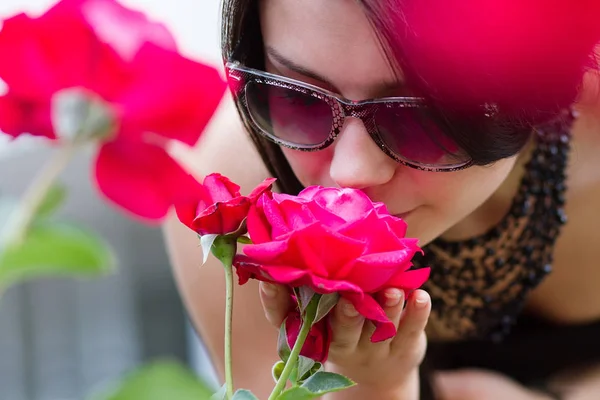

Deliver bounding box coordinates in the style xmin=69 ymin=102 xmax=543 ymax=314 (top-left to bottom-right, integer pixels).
xmin=175 ymin=173 xmax=276 ymax=236
xmin=0 ymin=0 xmax=226 ymax=221
xmin=237 ymin=186 xmax=430 ymax=342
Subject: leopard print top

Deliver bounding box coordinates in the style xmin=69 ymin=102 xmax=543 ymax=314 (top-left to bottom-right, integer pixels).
xmin=413 ymin=110 xmax=575 ymax=343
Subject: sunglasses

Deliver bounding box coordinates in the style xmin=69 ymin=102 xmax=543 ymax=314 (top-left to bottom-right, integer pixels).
xmin=225 ymin=60 xmax=478 ymax=172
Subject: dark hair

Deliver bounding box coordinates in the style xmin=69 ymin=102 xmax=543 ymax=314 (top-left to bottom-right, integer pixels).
xmin=221 ymin=0 xmax=600 ymax=195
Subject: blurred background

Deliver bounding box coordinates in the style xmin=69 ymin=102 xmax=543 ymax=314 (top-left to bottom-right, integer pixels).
xmin=0 ymin=1 xmax=223 ymax=399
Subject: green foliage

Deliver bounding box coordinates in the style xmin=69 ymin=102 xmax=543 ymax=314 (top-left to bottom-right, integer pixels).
xmin=88 ymin=360 xmax=215 ymax=400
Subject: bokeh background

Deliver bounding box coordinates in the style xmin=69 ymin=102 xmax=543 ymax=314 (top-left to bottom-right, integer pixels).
xmin=0 ymin=1 xmax=223 ymax=399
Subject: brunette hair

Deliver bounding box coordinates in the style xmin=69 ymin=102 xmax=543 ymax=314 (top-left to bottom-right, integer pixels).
xmin=221 ymin=0 xmax=600 ymax=195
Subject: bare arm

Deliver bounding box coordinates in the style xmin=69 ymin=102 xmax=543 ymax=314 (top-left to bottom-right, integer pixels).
xmin=163 ymin=95 xmax=280 ymax=398
xmin=547 ymin=362 xmax=600 ymax=400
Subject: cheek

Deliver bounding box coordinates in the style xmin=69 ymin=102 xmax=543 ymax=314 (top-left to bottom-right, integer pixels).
xmin=408 ymin=157 xmax=518 ymax=243
xmin=281 ymin=147 xmax=334 ymax=187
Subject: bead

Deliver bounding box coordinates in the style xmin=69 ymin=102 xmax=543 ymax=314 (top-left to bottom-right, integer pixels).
xmin=417 ymin=123 xmax=571 ymax=340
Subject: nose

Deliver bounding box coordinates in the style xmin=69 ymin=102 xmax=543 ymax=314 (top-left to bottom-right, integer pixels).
xmin=329 ymin=117 xmax=397 ymax=189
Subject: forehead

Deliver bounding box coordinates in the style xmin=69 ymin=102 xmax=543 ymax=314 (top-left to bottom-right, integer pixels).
xmin=259 ymin=0 xmax=400 ymax=96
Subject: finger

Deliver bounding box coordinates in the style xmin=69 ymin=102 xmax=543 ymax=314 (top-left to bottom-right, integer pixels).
xmin=259 ymin=282 xmax=293 ymax=327
xmin=392 ymin=289 xmax=430 ymax=350
xmin=328 ymin=297 xmax=365 ymax=354
xmin=433 ymin=371 xmax=479 ymax=400
xmin=358 ymin=288 xmax=404 ymax=345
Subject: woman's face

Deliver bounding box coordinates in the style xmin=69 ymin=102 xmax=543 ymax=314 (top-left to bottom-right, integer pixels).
xmin=259 ymin=0 xmax=519 ymax=245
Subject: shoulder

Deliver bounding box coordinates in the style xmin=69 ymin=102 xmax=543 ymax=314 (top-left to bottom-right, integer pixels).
xmin=526 ymin=104 xmax=600 ymax=322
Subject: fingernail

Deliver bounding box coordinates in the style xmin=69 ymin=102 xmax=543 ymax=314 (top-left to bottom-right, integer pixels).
xmin=415 ymin=292 xmax=429 ymax=309
xmin=384 ymin=289 xmax=403 ymax=307
xmin=261 ymin=282 xmax=278 ymax=298
xmin=343 ymin=303 xmax=360 ymax=317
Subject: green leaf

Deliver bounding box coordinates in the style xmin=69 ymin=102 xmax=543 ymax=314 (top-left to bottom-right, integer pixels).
xmin=297 ymin=287 xmax=316 ymax=313
xmin=36 ymin=183 xmax=67 ymax=219
xmin=296 ymin=356 xmax=316 ymax=383
xmin=272 ymin=360 xmax=285 ymax=383
xmin=209 ymin=384 xmax=226 ymax=400
xmin=277 ymin=317 xmax=291 ymax=363
xmin=276 ymin=387 xmax=314 ymax=400
xmin=236 ymin=236 xmax=252 ymax=245
xmin=87 ymin=360 xmax=214 ymax=400
xmin=301 ymin=372 xmax=355 ymax=395
xmin=0 ymin=221 xmax=116 ymax=288
xmin=277 ymin=372 xmax=355 ymax=400
xmin=231 ymin=389 xmax=259 ymax=400
xmin=314 ymin=293 xmax=339 ymax=324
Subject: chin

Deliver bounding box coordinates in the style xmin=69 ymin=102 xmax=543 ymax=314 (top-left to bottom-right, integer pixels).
xmin=403 ymin=215 xmax=445 ymax=247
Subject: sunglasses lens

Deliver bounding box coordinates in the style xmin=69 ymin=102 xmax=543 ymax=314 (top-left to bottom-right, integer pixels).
xmin=375 ymin=105 xmax=471 ymax=167
xmin=245 ymin=82 xmax=334 ymax=146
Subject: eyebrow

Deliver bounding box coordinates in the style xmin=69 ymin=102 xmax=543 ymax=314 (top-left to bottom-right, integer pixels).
xmin=265 ymin=46 xmax=406 ymax=96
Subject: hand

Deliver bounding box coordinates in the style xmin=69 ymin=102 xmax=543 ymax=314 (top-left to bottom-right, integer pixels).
xmin=434 ymin=369 xmax=558 ymax=400
xmin=259 ymin=282 xmax=431 ymax=398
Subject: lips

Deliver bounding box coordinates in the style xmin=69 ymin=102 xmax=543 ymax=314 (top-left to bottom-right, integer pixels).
xmin=394 ymin=210 xmax=414 ymax=220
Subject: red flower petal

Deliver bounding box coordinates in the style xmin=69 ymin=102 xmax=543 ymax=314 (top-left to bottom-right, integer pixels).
xmin=343 ymin=249 xmax=419 ymax=292
xmin=94 ymin=138 xmax=195 ymax=221
xmin=0 ymin=8 xmax=126 ymax=99
xmin=0 ymin=93 xmax=55 ymax=139
xmin=247 ymin=178 xmax=277 ymax=200
xmin=259 ymin=194 xmax=294 ymax=239
xmin=115 ymin=42 xmax=225 ymax=146
xmin=203 ymin=173 xmax=241 ymax=202
xmin=77 ymin=0 xmax=178 ymax=60
xmin=261 ymin=265 xmax=363 ymax=294
xmin=299 ymin=186 xmax=375 ymax=222
xmin=247 ymin=199 xmax=273 ymax=244
xmin=173 ymin=177 xmax=209 ymax=229
xmin=344 ymin=292 xmax=397 ymax=342
xmin=285 ymin=309 xmax=331 ymax=363
xmin=386 ymin=267 xmax=431 ymax=292
xmin=191 ymin=200 xmax=251 ymax=236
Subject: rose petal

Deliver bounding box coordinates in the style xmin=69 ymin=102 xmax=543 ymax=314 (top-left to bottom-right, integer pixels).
xmin=344 ymin=292 xmax=397 ymax=342
xmin=247 ymin=177 xmax=276 ymax=200
xmin=286 ymin=309 xmax=331 ymax=363
xmin=79 ymin=0 xmax=178 ymax=61
xmin=260 ymin=194 xmax=294 ymax=239
xmin=0 ymin=8 xmax=126 ymax=100
xmin=115 ymin=42 xmax=225 ymax=146
xmin=300 ymin=186 xmax=375 ymax=223
xmin=386 ymin=267 xmax=431 ymax=291
xmin=343 ymin=248 xmax=420 ymax=292
xmin=191 ymin=199 xmax=251 ymax=235
xmin=247 ymin=199 xmax=273 ymax=244
xmin=261 ymin=265 xmax=363 ymax=293
xmin=94 ymin=138 xmax=195 ymax=221
xmin=203 ymin=173 xmax=241 ymax=202
xmin=173 ymin=177 xmax=209 ymax=228
xmin=0 ymin=93 xmax=55 ymax=139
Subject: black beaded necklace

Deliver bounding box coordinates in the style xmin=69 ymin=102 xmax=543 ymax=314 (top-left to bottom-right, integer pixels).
xmin=414 ymin=110 xmax=575 ymax=342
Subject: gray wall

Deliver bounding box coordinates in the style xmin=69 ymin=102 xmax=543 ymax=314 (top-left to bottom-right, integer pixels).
xmin=0 ymin=148 xmax=188 ymax=400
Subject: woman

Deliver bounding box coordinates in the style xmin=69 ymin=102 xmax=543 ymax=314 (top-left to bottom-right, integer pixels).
xmin=164 ymin=0 xmax=600 ymax=398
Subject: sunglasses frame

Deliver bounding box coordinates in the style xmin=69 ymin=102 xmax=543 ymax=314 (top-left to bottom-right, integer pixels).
xmin=225 ymin=60 xmax=474 ymax=172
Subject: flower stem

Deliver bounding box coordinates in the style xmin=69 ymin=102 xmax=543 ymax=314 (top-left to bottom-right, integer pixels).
xmin=212 ymin=236 xmax=238 ymax=400
xmin=1 ymin=142 xmax=77 ymax=248
xmin=268 ymin=295 xmax=320 ymax=400
xmin=223 ymin=259 xmax=235 ymax=399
